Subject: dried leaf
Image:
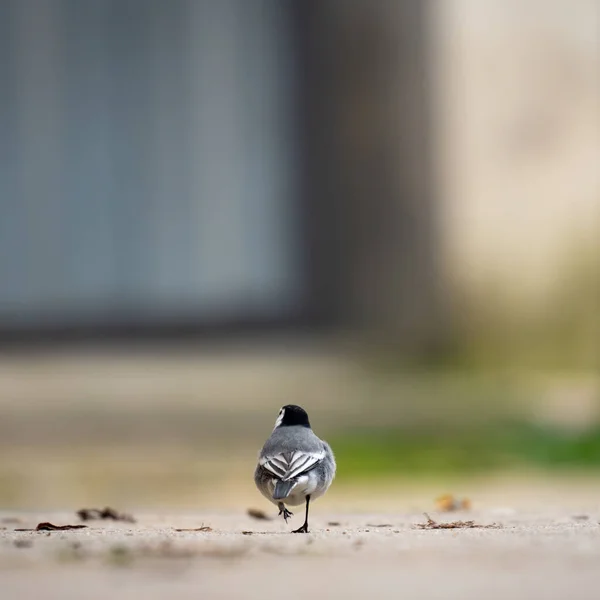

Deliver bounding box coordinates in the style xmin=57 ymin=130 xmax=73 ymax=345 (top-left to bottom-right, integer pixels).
xmin=38 ymin=522 xmax=88 ymax=531
xmin=173 ymin=526 xmax=212 ymax=532
xmin=77 ymin=507 xmax=135 ymax=523
xmin=14 ymin=522 xmax=88 ymax=531
xmin=247 ymin=508 xmax=271 ymax=521
xmin=435 ymin=494 xmax=472 ymax=512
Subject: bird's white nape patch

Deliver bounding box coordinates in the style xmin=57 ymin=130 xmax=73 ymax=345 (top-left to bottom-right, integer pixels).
xmin=273 ymin=408 xmax=285 ymax=430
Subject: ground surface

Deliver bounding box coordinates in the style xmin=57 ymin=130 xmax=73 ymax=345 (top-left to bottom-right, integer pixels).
xmin=1 ymin=508 xmax=600 ymax=600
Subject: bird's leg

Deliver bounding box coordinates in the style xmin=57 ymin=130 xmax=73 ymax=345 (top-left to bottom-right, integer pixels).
xmin=278 ymin=502 xmax=293 ymax=523
xmin=292 ymin=495 xmax=310 ymax=534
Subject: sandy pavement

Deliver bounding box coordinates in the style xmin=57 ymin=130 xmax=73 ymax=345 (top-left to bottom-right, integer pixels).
xmin=1 ymin=508 xmax=600 ymax=600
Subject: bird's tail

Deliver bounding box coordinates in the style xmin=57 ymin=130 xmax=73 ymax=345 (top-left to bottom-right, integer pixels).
xmin=273 ymin=480 xmax=296 ymax=500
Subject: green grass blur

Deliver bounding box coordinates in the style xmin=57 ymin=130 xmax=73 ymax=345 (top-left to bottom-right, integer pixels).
xmin=330 ymin=421 xmax=600 ymax=479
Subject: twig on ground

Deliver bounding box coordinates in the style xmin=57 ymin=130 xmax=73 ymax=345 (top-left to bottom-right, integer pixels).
xmin=415 ymin=513 xmax=501 ymax=530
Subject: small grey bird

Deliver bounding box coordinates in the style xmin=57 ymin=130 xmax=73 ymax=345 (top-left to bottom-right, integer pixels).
xmin=254 ymin=405 xmax=336 ymax=533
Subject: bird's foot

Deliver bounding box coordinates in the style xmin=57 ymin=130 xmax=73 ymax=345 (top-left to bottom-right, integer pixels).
xmin=278 ymin=505 xmax=293 ymax=523
xmin=292 ymin=522 xmax=309 ymax=534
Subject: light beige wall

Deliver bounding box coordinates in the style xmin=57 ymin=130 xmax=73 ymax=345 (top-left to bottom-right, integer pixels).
xmin=432 ymin=0 xmax=599 ymax=313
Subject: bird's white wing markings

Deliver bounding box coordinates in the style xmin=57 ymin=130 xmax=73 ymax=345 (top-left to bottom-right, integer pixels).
xmin=260 ymin=450 xmax=325 ymax=481
xmin=260 ymin=455 xmax=287 ymax=478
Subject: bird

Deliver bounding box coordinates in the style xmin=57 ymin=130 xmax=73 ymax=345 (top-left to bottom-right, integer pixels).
xmin=254 ymin=405 xmax=336 ymax=533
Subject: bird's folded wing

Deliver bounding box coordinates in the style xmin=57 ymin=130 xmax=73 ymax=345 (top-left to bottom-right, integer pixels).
xmin=260 ymin=449 xmax=325 ymax=481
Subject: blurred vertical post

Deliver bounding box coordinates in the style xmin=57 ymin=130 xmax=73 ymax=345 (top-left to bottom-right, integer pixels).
xmin=295 ymin=0 xmax=446 ymax=356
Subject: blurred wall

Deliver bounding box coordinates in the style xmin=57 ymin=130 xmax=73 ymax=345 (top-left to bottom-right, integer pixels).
xmin=0 ymin=0 xmax=444 ymax=351
xmin=0 ymin=0 xmax=302 ymax=329
xmin=430 ymin=0 xmax=600 ymax=367
xmin=434 ymin=0 xmax=599 ymax=318
xmin=296 ymin=0 xmax=443 ymax=348
xmin=1 ymin=0 xmax=595 ymax=365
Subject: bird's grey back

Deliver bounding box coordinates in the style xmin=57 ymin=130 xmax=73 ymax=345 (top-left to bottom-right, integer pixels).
xmin=255 ymin=425 xmax=336 ymax=504
xmin=260 ymin=426 xmax=325 ymax=456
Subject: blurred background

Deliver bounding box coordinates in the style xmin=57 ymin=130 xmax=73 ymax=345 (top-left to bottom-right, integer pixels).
xmin=0 ymin=0 xmax=598 ymax=511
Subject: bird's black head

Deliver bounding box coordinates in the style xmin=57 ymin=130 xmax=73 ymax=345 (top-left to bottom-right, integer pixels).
xmin=274 ymin=405 xmax=311 ymax=429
